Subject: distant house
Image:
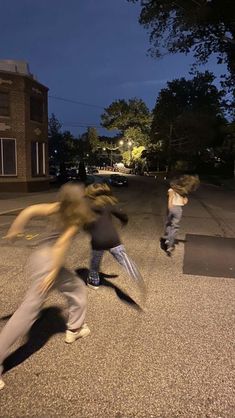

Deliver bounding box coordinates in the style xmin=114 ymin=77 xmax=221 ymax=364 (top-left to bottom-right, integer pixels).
xmin=0 ymin=60 xmax=49 ymax=192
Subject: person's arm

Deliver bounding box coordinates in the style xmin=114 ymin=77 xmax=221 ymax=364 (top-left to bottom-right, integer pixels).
xmin=168 ymin=189 xmax=174 ymax=210
xmin=5 ymin=202 xmax=60 ymax=239
xmin=39 ymin=224 xmax=79 ymax=294
xmin=183 ymin=196 xmax=188 ymax=205
xmin=111 ymin=206 xmax=128 ymax=225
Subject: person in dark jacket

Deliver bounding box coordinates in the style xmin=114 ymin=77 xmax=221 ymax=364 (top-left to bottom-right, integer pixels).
xmin=85 ymin=183 xmax=145 ymax=290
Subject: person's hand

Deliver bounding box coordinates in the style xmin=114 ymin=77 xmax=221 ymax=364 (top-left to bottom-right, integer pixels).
xmin=3 ymin=230 xmax=24 ymax=242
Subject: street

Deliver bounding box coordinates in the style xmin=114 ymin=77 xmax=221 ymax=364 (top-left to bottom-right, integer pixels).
xmin=0 ymin=175 xmax=234 ymax=418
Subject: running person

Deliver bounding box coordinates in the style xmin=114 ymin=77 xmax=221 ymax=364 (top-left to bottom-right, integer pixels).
xmin=0 ymin=183 xmax=95 ymax=390
xmin=164 ymin=175 xmax=200 ymax=255
xmin=85 ymin=183 xmax=145 ymax=291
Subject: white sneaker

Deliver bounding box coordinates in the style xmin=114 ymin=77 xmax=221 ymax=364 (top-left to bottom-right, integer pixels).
xmin=65 ymin=323 xmax=91 ymax=344
xmin=0 ymin=378 xmax=5 ymax=390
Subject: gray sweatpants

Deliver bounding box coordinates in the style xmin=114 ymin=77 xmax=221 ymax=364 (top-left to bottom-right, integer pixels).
xmin=0 ymin=246 xmax=87 ymax=377
xmin=88 ymin=244 xmax=144 ymax=287
xmin=164 ymin=206 xmax=183 ymax=248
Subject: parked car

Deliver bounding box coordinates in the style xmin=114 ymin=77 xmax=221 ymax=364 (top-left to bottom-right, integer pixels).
xmin=85 ymin=174 xmax=108 ymax=186
xmin=108 ymin=174 xmax=128 ymax=187
xmin=49 ymin=168 xmax=59 ymax=183
xmin=86 ymin=166 xmax=99 ymax=174
xmin=66 ymin=168 xmax=80 ymax=181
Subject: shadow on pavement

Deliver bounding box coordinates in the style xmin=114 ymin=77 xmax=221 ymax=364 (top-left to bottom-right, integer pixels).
xmin=3 ymin=306 xmax=66 ymax=374
xmin=159 ymin=237 xmax=186 ymax=252
xmin=76 ymin=267 xmax=142 ymax=311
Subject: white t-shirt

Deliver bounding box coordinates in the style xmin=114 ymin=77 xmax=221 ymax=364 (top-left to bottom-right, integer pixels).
xmin=168 ymin=188 xmax=186 ymax=206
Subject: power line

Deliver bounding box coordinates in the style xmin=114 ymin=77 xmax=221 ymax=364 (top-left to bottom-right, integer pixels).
xmin=61 ymin=121 xmax=102 ymax=128
xmin=1 ymin=86 xmax=106 ymax=110
xmin=61 ymin=123 xmax=102 ymax=129
xmin=49 ymin=94 xmax=105 ymax=110
xmin=1 ymin=84 xmax=107 ymax=126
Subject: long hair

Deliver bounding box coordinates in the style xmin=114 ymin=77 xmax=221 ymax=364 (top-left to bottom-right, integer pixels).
xmin=85 ymin=183 xmax=118 ymax=207
xmin=170 ymin=175 xmax=200 ymax=196
xmin=56 ymin=183 xmax=96 ymax=229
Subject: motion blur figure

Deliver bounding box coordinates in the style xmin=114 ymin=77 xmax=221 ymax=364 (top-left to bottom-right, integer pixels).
xmin=0 ymin=183 xmax=95 ymax=390
xmin=85 ymin=183 xmax=145 ymax=294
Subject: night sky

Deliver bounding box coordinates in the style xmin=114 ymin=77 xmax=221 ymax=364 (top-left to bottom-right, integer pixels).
xmin=1 ymin=0 xmax=227 ymax=136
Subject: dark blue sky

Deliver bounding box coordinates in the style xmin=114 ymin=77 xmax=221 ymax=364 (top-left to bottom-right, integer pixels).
xmin=1 ymin=0 xmax=227 ymax=136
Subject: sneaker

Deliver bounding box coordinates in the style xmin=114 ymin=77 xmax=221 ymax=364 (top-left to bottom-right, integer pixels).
xmin=0 ymin=378 xmax=5 ymax=390
xmin=87 ymin=282 xmax=100 ymax=290
xmin=166 ymin=246 xmax=175 ymax=256
xmin=65 ymin=323 xmax=91 ymax=344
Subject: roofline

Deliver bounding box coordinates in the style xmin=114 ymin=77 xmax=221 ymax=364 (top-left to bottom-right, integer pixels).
xmin=0 ymin=69 xmax=49 ymax=91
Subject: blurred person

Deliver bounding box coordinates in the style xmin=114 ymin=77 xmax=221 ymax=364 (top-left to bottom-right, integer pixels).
xmin=84 ymin=183 xmax=145 ymax=293
xmin=0 ymin=183 xmax=95 ymax=390
xmin=164 ymin=175 xmax=200 ymax=255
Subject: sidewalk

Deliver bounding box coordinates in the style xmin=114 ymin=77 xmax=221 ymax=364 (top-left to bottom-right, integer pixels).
xmin=0 ymin=189 xmax=59 ymax=214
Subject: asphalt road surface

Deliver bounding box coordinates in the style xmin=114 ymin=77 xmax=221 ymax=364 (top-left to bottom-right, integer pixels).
xmin=0 ymin=176 xmax=234 ymax=418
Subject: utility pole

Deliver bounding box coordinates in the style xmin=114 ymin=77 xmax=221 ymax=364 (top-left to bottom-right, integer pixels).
xmin=169 ymin=123 xmax=173 ymax=171
xmin=166 ymin=123 xmax=173 ymax=173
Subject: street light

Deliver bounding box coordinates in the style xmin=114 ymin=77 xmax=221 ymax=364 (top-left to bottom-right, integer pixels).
xmin=119 ymin=140 xmax=124 ymax=146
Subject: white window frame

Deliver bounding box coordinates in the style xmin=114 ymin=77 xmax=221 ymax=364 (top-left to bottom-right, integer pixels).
xmin=33 ymin=141 xmax=46 ymax=176
xmin=42 ymin=142 xmax=46 ymax=175
xmin=0 ymin=137 xmax=17 ymax=176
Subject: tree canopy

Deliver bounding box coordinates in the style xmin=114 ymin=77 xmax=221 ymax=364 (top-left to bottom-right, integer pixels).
xmin=151 ymin=71 xmax=226 ymax=159
xmin=101 ymin=98 xmax=152 ymax=133
xmin=128 ymin=0 xmax=235 ymax=94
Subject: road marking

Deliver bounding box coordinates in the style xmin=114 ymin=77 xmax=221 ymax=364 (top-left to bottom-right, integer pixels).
xmin=2 ymin=232 xmax=39 ymax=240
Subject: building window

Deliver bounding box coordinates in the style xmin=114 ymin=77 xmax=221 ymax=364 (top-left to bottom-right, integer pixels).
xmin=0 ymin=138 xmax=17 ymax=176
xmin=30 ymin=96 xmax=43 ymax=122
xmin=31 ymin=141 xmax=46 ymax=176
xmin=0 ymin=92 xmax=10 ymax=117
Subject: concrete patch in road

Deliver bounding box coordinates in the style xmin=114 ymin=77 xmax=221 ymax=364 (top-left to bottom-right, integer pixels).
xmin=183 ymin=234 xmax=235 ymax=278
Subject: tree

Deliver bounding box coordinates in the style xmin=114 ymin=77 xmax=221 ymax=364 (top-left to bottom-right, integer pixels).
xmin=87 ymin=127 xmax=100 ymax=152
xmin=151 ymin=71 xmax=226 ymax=166
xmin=101 ymin=98 xmax=152 ymax=133
xmin=48 ymin=114 xmax=64 ymax=170
xmin=122 ymin=145 xmax=145 ymax=167
xmin=48 ymin=113 xmax=62 ymax=138
xmin=128 ymin=0 xmax=235 ymax=96
xmin=124 ymin=126 xmax=150 ymax=147
xmin=48 ymin=114 xmax=80 ymax=175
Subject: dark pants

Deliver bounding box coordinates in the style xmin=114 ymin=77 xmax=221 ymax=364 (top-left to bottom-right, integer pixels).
xmin=88 ymin=244 xmax=144 ymax=287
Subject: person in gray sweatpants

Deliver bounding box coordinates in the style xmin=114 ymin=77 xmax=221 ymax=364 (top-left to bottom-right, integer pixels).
xmin=163 ymin=175 xmax=200 ymax=255
xmin=164 ymin=205 xmax=183 ymax=251
xmin=0 ymin=183 xmax=95 ymax=390
xmin=0 ymin=247 xmax=88 ymax=382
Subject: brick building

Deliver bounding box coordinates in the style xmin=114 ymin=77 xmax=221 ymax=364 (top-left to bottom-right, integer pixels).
xmin=0 ymin=60 xmax=49 ymax=192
